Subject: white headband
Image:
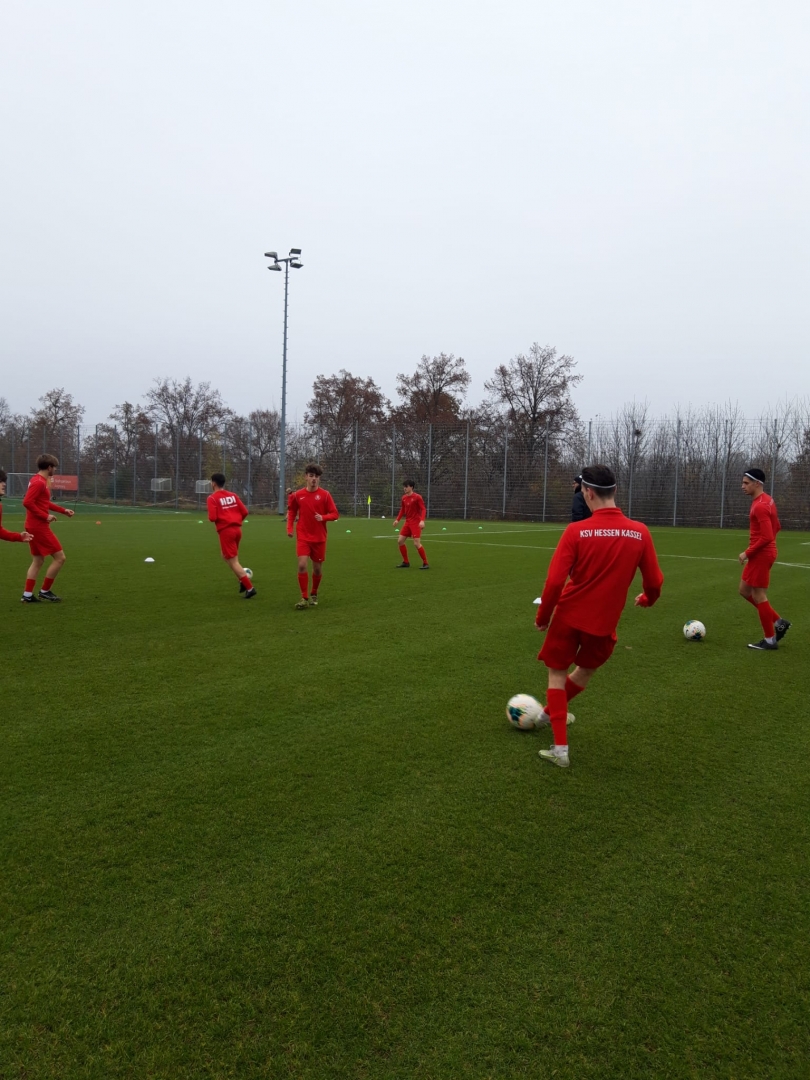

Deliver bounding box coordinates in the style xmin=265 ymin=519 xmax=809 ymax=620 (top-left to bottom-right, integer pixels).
xmin=744 ymin=472 xmax=764 ymax=483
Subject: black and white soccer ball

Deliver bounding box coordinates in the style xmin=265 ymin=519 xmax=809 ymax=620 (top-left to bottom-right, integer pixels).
xmin=683 ymin=619 xmax=706 ymax=641
xmin=506 ymin=694 xmax=544 ymax=730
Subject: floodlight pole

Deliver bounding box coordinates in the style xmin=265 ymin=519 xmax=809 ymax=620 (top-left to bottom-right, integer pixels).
xmin=265 ymin=248 xmax=304 ymax=514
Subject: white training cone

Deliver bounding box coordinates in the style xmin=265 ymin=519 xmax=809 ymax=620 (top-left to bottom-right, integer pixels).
xmin=144 ymin=557 xmax=155 ymax=563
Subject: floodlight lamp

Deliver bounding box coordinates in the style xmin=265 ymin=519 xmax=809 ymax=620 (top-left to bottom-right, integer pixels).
xmin=267 ymin=263 xmax=282 ymax=271
xmin=264 ymin=251 xmax=278 ymax=259
xmin=290 ymin=260 xmax=303 ymax=269
xmin=289 ymin=248 xmax=302 ymax=255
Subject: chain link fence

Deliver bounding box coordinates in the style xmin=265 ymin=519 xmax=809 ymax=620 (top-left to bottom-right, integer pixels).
xmin=2 ymin=415 xmax=809 ymax=529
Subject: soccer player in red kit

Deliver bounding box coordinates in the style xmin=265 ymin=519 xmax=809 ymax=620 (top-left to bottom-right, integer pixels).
xmin=534 ymin=464 xmax=664 ymax=768
xmin=207 ymin=473 xmax=256 ymax=599
xmin=739 ymin=468 xmax=789 ymax=651
xmin=21 ymin=454 xmax=74 ymax=603
xmin=0 ymin=469 xmax=33 ymax=549
xmin=394 ymin=480 xmax=429 ymax=568
xmin=287 ymin=463 xmax=339 ymax=609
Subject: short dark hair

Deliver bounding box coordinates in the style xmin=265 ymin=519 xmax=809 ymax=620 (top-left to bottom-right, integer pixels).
xmin=580 ymin=464 xmax=617 ymax=493
xmin=210 ymin=473 xmax=226 ymax=488
xmin=304 ymin=463 xmax=323 ymax=477
xmin=0 ymin=469 xmax=6 ymax=483
xmin=403 ymin=479 xmax=415 ymax=489
xmin=744 ymin=467 xmax=766 ymax=484
xmin=37 ymin=454 xmax=59 ymax=470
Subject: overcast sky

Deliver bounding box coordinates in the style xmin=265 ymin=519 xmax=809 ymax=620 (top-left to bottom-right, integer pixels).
xmin=2 ymin=0 xmax=808 ymax=427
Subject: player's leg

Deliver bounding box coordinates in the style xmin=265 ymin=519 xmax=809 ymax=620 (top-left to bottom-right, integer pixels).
xmin=225 ymin=554 xmax=255 ymax=597
xmin=414 ymin=535 xmax=429 ymax=567
xmin=23 ymin=553 xmax=45 ymax=601
xmin=39 ymin=549 xmax=66 ymax=599
xmin=397 ymin=526 xmax=411 ymax=567
xmin=539 ymin=667 xmax=572 ymax=767
xmin=296 ymin=552 xmax=310 ymax=607
xmin=744 ymin=560 xmax=779 ymax=649
xmin=309 ymin=558 xmax=323 ymax=605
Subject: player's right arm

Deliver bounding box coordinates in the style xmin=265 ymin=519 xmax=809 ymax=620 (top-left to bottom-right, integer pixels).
xmin=207 ymin=494 xmax=218 ymax=523
xmin=536 ymin=526 xmax=578 ymax=628
xmin=394 ymin=497 xmax=405 ymax=524
xmin=634 ymin=530 xmax=664 ymax=607
xmin=286 ymin=496 xmax=298 ymax=536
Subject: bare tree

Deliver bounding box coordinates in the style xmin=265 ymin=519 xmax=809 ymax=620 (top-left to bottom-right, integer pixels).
xmin=109 ymin=401 xmax=153 ymax=465
xmin=30 ymin=388 xmax=85 ymax=433
xmin=395 ymin=354 xmax=470 ymax=422
xmin=144 ymin=377 xmax=230 ymax=440
xmin=306 ymin=370 xmax=389 ymax=463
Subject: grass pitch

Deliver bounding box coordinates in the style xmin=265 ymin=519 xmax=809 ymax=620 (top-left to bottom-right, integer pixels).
xmin=1 ymin=506 xmax=809 ymax=1079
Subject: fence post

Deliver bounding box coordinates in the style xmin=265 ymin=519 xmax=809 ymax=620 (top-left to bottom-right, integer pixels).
xmin=542 ymin=421 xmax=550 ymax=522
xmin=673 ymin=418 xmax=681 ymax=527
xmin=246 ymin=422 xmax=252 ymax=512
xmin=463 ymin=421 xmax=470 ymax=520
xmin=76 ymin=426 xmax=81 ymax=503
xmin=771 ymin=430 xmax=778 ymax=499
xmin=587 ymin=420 xmax=592 ymax=464
xmin=426 ymin=423 xmax=433 ymax=517
xmin=27 ymin=428 xmax=31 ymax=475
xmin=94 ymin=425 xmax=98 ymax=501
xmin=719 ymin=420 xmax=728 ymax=528
xmin=153 ymin=424 xmax=158 ymax=504
xmin=502 ymin=426 xmax=508 ymax=518
xmin=59 ymin=431 xmax=63 ymax=475
xmin=113 ymin=426 xmax=118 ymax=505
xmin=133 ymin=428 xmax=138 ymax=506
xmin=175 ymin=432 xmax=180 ymax=510
xmin=353 ymin=420 xmax=359 ymax=517
xmin=390 ymin=428 xmax=396 ymax=516
xmin=197 ymin=435 xmax=202 ymax=510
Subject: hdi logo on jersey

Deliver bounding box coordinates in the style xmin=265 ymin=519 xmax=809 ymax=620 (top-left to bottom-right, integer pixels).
xmin=222 ymin=495 xmax=237 ymax=507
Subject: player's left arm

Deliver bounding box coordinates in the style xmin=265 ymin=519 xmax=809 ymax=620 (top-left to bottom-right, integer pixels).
xmin=634 ymin=531 xmax=664 ymax=607
xmin=320 ymin=494 xmax=339 ymax=522
xmin=49 ymin=501 xmax=74 ymax=518
xmin=416 ymin=495 xmax=426 ymax=526
xmin=744 ymin=504 xmax=775 ymax=559
xmin=236 ymin=496 xmax=249 ymax=520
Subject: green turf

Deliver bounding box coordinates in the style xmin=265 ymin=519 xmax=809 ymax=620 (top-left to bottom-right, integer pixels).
xmin=1 ymin=506 xmax=809 ymax=1079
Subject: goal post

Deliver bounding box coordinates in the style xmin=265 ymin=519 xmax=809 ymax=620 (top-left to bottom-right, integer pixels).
xmin=2 ymin=473 xmax=33 ymax=497
xmin=195 ymin=480 xmax=211 ymax=494
xmin=150 ymin=478 xmax=172 ymax=492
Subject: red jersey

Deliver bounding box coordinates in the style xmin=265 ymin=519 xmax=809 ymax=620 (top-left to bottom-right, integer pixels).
xmin=287 ymin=486 xmax=339 ymax=542
xmin=0 ymin=502 xmax=24 ymax=542
xmin=207 ymin=489 xmax=249 ymax=532
xmin=23 ymin=474 xmax=71 ymax=529
xmin=538 ymin=507 xmax=664 ymax=636
xmin=746 ymin=492 xmax=780 ymax=558
xmin=395 ymin=492 xmax=426 ymax=526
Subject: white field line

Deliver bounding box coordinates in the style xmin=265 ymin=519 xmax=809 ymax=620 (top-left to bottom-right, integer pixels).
xmin=372 ymin=527 xmax=564 ymax=539
xmin=409 ymin=539 xmax=810 ymax=569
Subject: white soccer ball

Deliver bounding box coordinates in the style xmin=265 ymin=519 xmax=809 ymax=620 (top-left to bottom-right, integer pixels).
xmin=506 ymin=694 xmax=544 ymax=730
xmin=244 ymin=568 xmax=253 ymax=578
xmin=683 ymin=620 xmax=706 ymax=641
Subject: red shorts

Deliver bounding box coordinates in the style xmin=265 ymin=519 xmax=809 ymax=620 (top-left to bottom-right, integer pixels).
xmin=218 ymin=525 xmax=242 ymax=560
xmin=538 ymin=615 xmax=617 ymax=671
xmin=399 ymin=522 xmax=423 ymax=540
xmin=742 ymin=552 xmax=775 ymax=589
xmin=297 ymin=539 xmax=326 ymax=563
xmin=28 ymin=526 xmax=62 ymax=558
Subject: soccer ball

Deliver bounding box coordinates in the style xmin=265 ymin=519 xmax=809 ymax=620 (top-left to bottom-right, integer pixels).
xmin=244 ymin=568 xmax=253 ymax=578
xmin=506 ymin=694 xmax=544 ymax=730
xmin=683 ymin=620 xmax=706 ymax=641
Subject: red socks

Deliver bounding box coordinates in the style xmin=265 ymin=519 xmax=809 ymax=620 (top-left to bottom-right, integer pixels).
xmin=398 ymin=545 xmax=409 ymax=564
xmin=547 ymin=688 xmax=569 ymax=747
xmin=756 ymin=601 xmax=775 ymax=639
xmin=240 ymin=575 xmax=252 ymax=590
xmin=297 ymin=572 xmax=309 ymax=599
xmin=419 ymin=546 xmax=428 ymax=565
xmin=312 ymin=573 xmax=322 ymax=596
xmin=42 ymin=577 xmax=55 ymax=592
xmin=25 ymin=578 xmax=36 ymax=594
xmin=565 ymin=677 xmax=585 ymax=702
